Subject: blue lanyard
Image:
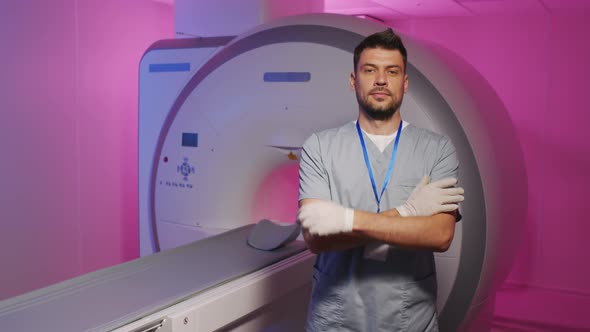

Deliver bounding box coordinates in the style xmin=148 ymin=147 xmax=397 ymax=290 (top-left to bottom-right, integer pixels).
xmin=356 ymin=120 xmax=403 ymax=213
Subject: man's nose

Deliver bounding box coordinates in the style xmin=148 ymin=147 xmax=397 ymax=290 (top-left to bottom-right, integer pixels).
xmin=374 ymin=72 xmax=387 ymax=86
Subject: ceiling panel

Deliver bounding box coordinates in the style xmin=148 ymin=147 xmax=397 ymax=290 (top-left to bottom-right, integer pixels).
xmin=457 ymin=0 xmax=546 ymax=15
xmin=324 ymin=0 xmax=382 ymax=10
xmin=151 ymin=0 xmax=174 ymax=5
xmin=162 ymin=0 xmax=590 ymax=19
xmin=372 ymin=0 xmax=473 ymax=16
xmin=541 ymin=0 xmax=590 ymax=11
xmin=324 ymin=4 xmax=408 ymax=21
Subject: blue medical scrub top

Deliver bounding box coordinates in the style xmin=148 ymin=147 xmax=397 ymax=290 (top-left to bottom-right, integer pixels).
xmin=299 ymin=121 xmax=459 ymax=332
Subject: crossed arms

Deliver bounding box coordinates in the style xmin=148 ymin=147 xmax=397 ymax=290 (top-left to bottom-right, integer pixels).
xmin=298 ymin=177 xmax=462 ymax=254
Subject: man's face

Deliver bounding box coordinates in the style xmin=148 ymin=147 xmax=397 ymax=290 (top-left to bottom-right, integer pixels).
xmin=350 ymin=47 xmax=409 ymax=121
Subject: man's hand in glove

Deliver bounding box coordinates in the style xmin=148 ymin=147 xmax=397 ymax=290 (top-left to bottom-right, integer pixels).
xmin=298 ymin=200 xmax=354 ymax=236
xmin=396 ymin=176 xmax=464 ymax=217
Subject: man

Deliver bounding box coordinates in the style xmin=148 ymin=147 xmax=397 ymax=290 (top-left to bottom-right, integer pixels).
xmin=297 ymin=28 xmax=464 ymax=331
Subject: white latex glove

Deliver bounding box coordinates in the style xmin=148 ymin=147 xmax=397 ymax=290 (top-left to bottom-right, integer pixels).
xmin=396 ymin=176 xmax=464 ymax=217
xmin=297 ymin=201 xmax=354 ymax=236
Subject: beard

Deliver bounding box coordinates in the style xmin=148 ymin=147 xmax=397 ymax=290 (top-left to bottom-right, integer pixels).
xmin=356 ymin=90 xmax=402 ymax=121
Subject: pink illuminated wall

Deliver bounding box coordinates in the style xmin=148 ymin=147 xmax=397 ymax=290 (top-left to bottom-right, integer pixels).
xmin=0 ymin=0 xmax=173 ymax=300
xmin=388 ymin=11 xmax=590 ymax=330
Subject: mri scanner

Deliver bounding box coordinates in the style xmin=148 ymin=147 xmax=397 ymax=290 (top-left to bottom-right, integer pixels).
xmin=0 ymin=13 xmax=526 ymax=332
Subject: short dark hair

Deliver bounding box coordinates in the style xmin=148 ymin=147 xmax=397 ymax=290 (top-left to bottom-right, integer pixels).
xmin=353 ymin=28 xmax=407 ymax=72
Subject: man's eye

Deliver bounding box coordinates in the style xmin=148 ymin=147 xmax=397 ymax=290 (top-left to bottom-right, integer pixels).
xmin=364 ymin=69 xmax=375 ymax=73
xmin=388 ymin=70 xmax=399 ymax=75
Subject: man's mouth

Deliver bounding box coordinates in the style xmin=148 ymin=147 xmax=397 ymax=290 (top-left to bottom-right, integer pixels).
xmin=370 ymin=89 xmax=390 ymax=96
xmin=371 ymin=92 xmax=390 ymax=99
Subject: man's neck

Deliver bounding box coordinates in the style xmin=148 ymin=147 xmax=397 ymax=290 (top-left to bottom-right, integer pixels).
xmin=357 ymin=110 xmax=402 ymax=135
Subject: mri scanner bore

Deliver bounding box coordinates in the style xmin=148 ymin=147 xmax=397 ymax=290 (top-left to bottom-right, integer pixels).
xmin=139 ymin=13 xmax=527 ymax=332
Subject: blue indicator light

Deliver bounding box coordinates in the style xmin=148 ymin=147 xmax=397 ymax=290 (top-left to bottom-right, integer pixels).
xmin=263 ymin=72 xmax=311 ymax=82
xmin=149 ymin=63 xmax=191 ymax=72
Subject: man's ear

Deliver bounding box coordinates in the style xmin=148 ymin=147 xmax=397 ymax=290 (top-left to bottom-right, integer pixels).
xmin=403 ymin=74 xmax=409 ymax=93
xmin=349 ymin=72 xmax=356 ymax=91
